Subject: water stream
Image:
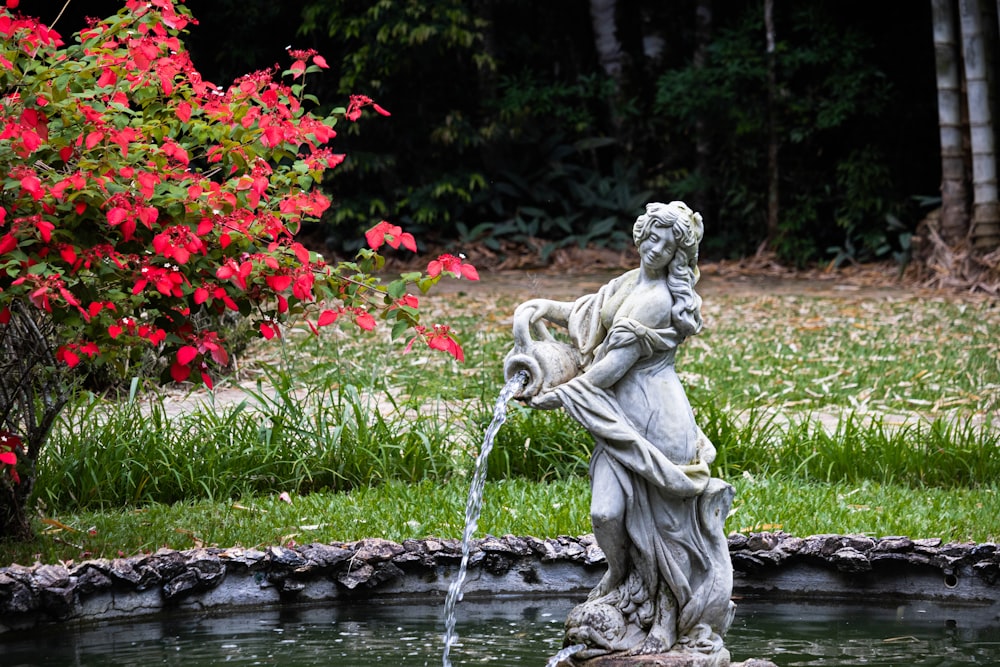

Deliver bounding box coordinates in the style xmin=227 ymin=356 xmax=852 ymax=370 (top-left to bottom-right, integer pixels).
xmin=441 ymin=370 xmax=528 ymax=667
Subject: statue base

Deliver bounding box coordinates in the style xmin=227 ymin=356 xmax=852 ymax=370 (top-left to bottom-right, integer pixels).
xmin=565 ymin=650 xmax=778 ymax=667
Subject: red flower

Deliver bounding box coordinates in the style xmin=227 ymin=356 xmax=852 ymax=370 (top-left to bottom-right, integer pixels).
xmin=427 ymin=254 xmax=479 ymax=281
xmin=55 ymin=340 xmax=99 ymax=368
xmin=345 ymin=94 xmax=390 ymax=122
xmin=365 ymin=220 xmax=416 ymax=252
xmin=260 ymin=319 xmax=280 ymax=339
xmin=0 ymin=430 xmax=21 ymax=485
xmin=353 ymin=309 xmax=376 ymax=331
xmin=405 ymin=324 xmax=465 ymax=362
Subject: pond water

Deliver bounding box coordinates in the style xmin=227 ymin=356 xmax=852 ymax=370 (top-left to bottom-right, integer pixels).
xmin=1 ymin=595 xmax=997 ymax=666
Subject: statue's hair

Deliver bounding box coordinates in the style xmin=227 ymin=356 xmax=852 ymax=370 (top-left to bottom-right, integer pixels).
xmin=632 ymin=201 xmax=704 ymax=338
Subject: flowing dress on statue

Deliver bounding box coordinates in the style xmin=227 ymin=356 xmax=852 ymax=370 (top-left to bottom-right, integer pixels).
xmin=550 ymin=270 xmax=735 ymax=656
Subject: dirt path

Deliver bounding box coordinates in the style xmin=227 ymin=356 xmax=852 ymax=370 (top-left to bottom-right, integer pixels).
xmin=441 ymin=270 xmax=918 ymax=300
xmin=427 ymin=259 xmax=933 ymax=301
xmin=158 ymin=261 xmax=993 ymax=432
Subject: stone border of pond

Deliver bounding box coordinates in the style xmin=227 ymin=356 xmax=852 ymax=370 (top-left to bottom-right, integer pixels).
xmin=1 ymin=532 xmax=997 ymax=633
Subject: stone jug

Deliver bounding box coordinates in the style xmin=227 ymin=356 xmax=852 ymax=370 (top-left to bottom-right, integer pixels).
xmin=503 ymin=315 xmax=580 ymax=398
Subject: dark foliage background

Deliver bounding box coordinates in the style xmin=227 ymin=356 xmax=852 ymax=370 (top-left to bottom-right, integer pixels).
xmin=29 ymin=0 xmax=940 ymax=266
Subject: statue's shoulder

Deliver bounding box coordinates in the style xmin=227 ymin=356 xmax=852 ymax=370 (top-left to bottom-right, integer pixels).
xmin=620 ymin=280 xmax=673 ymax=330
xmin=615 ymin=268 xmax=641 ymax=286
xmin=594 ymin=268 xmax=640 ymax=303
xmin=631 ymin=305 xmax=673 ymax=331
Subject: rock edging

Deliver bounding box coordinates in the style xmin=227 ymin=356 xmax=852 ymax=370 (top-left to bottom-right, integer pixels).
xmin=1 ymin=533 xmax=997 ymax=632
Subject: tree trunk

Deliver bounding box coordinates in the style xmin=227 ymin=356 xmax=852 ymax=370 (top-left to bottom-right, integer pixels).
xmin=959 ymin=0 xmax=1000 ymax=248
xmin=590 ymin=0 xmax=624 ymax=82
xmin=764 ymin=0 xmax=780 ymax=248
xmin=0 ymin=303 xmax=71 ymax=540
xmin=932 ymin=0 xmax=971 ymax=244
xmin=693 ymin=0 xmax=715 ymax=221
xmin=589 ymin=0 xmax=625 ymax=135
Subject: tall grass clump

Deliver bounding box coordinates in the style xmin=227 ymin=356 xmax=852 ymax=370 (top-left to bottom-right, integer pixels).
xmin=486 ymin=402 xmax=592 ymax=480
xmin=696 ymin=398 xmax=1000 ymax=489
xmin=37 ymin=367 xmax=456 ymax=510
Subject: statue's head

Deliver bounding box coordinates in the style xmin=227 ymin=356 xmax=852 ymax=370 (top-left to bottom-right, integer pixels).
xmin=633 ymin=201 xmax=704 ymax=336
xmin=632 ymin=201 xmax=703 ymax=281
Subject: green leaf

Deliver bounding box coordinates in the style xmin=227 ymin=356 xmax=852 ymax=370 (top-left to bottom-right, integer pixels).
xmin=391 ymin=320 xmax=411 ymax=340
xmin=387 ymin=280 xmax=407 ymax=300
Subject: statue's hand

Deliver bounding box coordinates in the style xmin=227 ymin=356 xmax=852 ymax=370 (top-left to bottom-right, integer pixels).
xmin=529 ymin=391 xmax=562 ymax=410
xmin=513 ymin=299 xmax=544 ymax=323
xmin=512 ymin=300 xmax=545 ymax=348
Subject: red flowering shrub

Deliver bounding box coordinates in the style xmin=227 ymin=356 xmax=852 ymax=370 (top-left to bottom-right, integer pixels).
xmin=0 ymin=0 xmax=476 ymax=539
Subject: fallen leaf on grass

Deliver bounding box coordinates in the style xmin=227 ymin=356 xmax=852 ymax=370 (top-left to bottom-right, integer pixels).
xmin=232 ymin=502 xmax=266 ymax=513
xmin=41 ymin=517 xmax=81 ymax=533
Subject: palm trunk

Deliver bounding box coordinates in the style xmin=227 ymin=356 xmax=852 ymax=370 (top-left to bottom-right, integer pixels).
xmin=932 ymin=0 xmax=971 ymax=244
xmin=959 ymin=0 xmax=1000 ymax=248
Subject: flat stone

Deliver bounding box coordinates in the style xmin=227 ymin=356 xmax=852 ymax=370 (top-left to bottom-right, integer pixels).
xmin=873 ymin=536 xmax=914 ymax=552
xmin=352 ymin=538 xmax=404 ymax=562
xmin=162 ymin=570 xmax=200 ymax=600
xmin=747 ymin=533 xmax=781 ymax=551
xmin=727 ymin=534 xmax=749 ymax=550
xmin=480 ymin=535 xmax=512 ymax=553
xmin=32 ymin=565 xmax=69 ymax=589
xmin=297 ymin=543 xmax=351 ymax=571
xmin=584 ymin=543 xmax=606 ymax=565
xmin=266 ymin=545 xmax=306 ymax=569
xmin=830 ymin=547 xmax=872 ymax=573
xmin=0 ymin=572 xmax=35 ymax=614
xmin=775 ymin=536 xmax=804 ymax=554
xmin=72 ymin=565 xmax=112 ymax=595
xmin=336 ymin=562 xmax=374 ymax=590
xmin=501 ymin=534 xmax=535 ymax=557
xmin=218 ymin=547 xmax=268 ymax=570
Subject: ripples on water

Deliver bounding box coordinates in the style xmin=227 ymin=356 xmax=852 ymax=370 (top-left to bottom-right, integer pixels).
xmin=2 ymin=597 xmax=997 ymax=666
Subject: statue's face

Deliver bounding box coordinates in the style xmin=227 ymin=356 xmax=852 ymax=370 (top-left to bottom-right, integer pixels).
xmin=638 ymin=222 xmax=674 ymax=271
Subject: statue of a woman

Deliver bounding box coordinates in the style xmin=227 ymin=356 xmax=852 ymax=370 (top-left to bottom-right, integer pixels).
xmin=506 ymin=201 xmax=735 ymax=664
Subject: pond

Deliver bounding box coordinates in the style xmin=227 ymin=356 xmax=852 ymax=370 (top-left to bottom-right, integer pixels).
xmin=1 ymin=595 xmax=997 ymax=666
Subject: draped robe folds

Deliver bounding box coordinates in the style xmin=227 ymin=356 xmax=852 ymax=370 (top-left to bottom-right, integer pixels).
xmin=550 ymin=271 xmax=735 ymax=657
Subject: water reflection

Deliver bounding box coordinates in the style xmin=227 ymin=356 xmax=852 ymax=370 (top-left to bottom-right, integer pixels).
xmin=1 ymin=596 xmax=997 ymax=666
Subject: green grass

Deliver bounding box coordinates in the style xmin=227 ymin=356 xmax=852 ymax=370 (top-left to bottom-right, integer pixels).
xmin=2 ymin=285 xmax=999 ymax=566
xmin=729 ymin=476 xmax=997 ymax=541
xmin=5 ymin=476 xmax=996 ymax=566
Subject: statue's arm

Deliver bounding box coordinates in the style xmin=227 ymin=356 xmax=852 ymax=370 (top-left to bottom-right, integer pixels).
xmin=512 ymin=298 xmax=576 ymax=348
xmin=579 ymin=342 xmax=641 ymax=389
xmin=513 ymin=298 xmax=574 ymax=328
xmin=529 ymin=341 xmax=640 ymax=409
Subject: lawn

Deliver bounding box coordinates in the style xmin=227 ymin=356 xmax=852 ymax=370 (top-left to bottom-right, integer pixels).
xmin=2 ymin=267 xmax=998 ymax=566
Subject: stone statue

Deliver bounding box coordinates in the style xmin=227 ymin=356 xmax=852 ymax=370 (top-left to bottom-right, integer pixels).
xmin=505 ymin=201 xmax=735 ymax=666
